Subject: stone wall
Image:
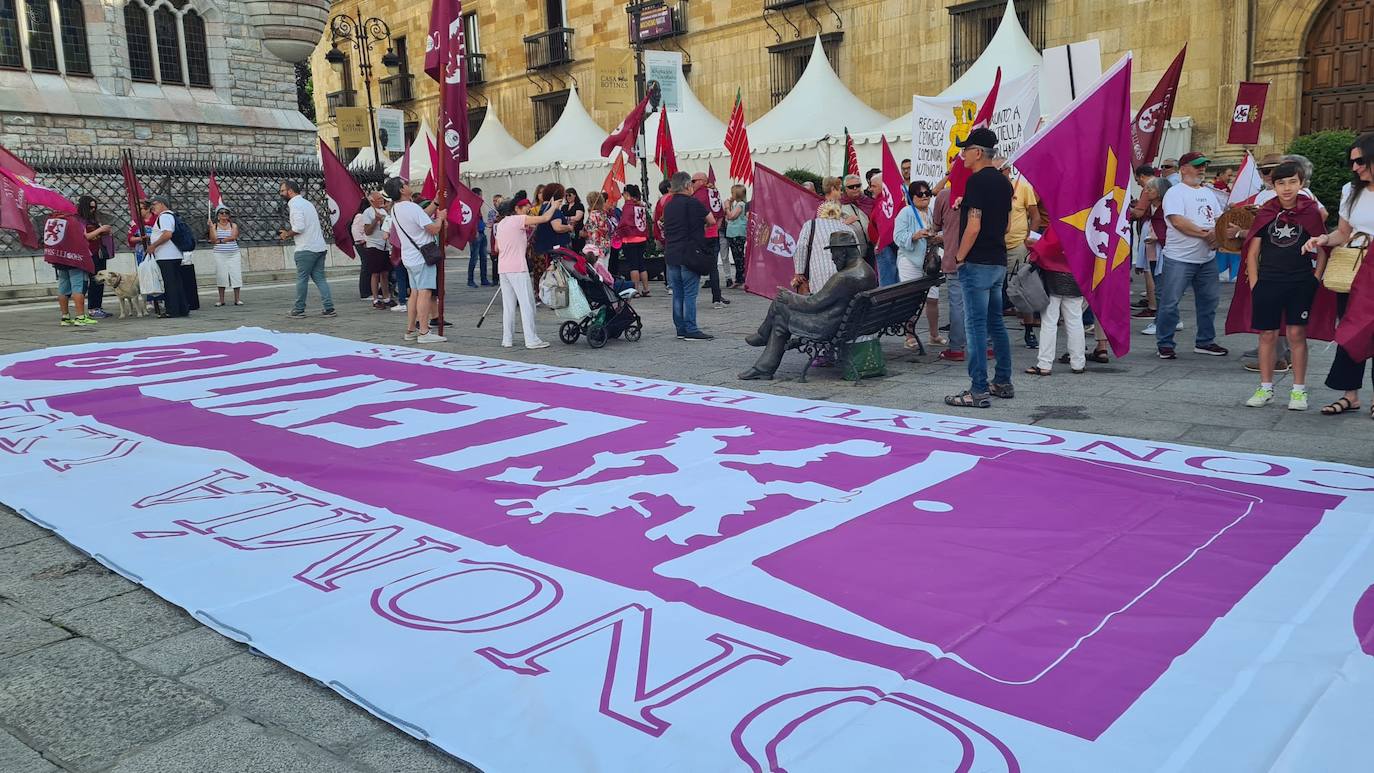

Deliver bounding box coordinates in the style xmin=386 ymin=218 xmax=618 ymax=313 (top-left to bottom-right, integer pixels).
xmin=0 ymin=113 xmax=312 ymax=159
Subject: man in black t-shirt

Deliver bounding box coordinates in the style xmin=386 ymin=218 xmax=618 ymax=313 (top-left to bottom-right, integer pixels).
xmin=662 ymin=171 xmax=716 ymax=340
xmin=945 ymin=127 xmax=1016 ymax=409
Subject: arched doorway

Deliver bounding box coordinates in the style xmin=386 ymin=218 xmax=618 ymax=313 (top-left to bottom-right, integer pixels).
xmin=1302 ymin=0 xmax=1374 ymax=133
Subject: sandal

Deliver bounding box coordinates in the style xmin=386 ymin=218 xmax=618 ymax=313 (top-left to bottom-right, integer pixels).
xmin=929 ymin=335 xmax=948 ymax=347
xmin=1025 ymin=366 xmax=1052 ymax=376
xmin=1320 ymin=397 xmax=1359 ymax=415
xmin=989 ymin=382 xmax=1015 ymax=399
xmin=904 ymin=338 xmax=921 ymax=350
xmin=1087 ymin=350 xmax=1109 ymax=363
xmin=944 ymin=390 xmax=991 ymax=408
xmin=213 ymin=302 xmax=225 ymax=307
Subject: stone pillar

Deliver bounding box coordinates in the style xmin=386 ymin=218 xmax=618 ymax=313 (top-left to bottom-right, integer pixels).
xmin=1251 ymin=56 xmax=1306 ymax=156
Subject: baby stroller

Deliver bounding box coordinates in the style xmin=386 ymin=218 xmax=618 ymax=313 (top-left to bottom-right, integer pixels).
xmin=550 ymin=246 xmax=643 ymax=349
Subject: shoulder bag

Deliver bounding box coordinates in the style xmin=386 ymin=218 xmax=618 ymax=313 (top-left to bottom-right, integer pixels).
xmin=398 ymin=213 xmax=443 ymax=266
xmin=790 ymin=220 xmax=818 ymax=294
xmin=1323 ymin=233 xmax=1370 ymax=294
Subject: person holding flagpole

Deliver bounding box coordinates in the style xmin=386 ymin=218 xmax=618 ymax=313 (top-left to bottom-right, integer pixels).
xmin=207 ymin=206 xmax=242 ymax=307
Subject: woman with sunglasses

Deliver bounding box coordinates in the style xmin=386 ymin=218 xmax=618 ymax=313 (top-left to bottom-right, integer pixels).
xmin=893 ymin=181 xmax=941 ymax=349
xmin=1306 ymin=132 xmax=1374 ymax=416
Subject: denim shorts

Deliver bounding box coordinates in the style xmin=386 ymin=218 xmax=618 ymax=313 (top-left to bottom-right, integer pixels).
xmin=56 ymin=267 xmax=86 ymax=296
xmin=407 ymin=261 xmax=437 ymax=290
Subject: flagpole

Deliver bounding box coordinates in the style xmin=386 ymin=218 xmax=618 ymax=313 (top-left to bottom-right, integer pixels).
xmin=434 ymin=35 xmax=448 ymax=337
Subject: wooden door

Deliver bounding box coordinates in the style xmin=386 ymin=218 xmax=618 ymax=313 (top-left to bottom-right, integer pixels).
xmin=1303 ymin=0 xmax=1374 ymax=133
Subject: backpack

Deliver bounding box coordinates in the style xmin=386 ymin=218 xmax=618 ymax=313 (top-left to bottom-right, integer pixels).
xmin=1006 ymin=261 xmax=1050 ymax=314
xmin=170 ymin=213 xmax=197 ymax=253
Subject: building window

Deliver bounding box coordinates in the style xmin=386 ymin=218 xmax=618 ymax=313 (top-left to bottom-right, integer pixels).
xmin=0 ymin=0 xmax=23 ymax=69
xmin=393 ymin=35 xmax=408 ymax=73
xmin=463 ymin=11 xmax=479 ymax=53
xmin=55 ymin=0 xmax=88 ymax=75
xmin=766 ymin=32 xmax=841 ymax=106
xmin=949 ymin=0 xmax=1045 ymax=82
xmin=531 ymin=89 xmax=568 ymax=140
xmin=23 ymin=0 xmax=56 ymax=72
xmin=544 ymin=0 xmax=562 ymax=29
xmin=124 ymin=0 xmax=212 ymax=87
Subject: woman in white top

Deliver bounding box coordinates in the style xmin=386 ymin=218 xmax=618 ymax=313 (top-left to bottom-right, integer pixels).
xmin=1306 ymin=132 xmax=1374 ymax=416
xmin=208 ymin=207 xmax=242 ymax=307
xmin=893 ymin=180 xmax=939 ymax=348
xmin=792 ymin=201 xmax=863 ymax=294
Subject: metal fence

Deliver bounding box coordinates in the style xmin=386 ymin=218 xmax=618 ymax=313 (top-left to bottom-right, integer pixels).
xmin=0 ymin=151 xmax=387 ymax=258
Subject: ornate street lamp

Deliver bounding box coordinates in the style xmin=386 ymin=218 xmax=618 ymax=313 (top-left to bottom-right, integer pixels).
xmin=326 ymin=9 xmax=399 ymax=169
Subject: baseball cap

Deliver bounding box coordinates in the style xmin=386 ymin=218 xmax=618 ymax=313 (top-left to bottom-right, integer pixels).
xmin=513 ymin=198 xmax=532 ymax=208
xmin=955 ymin=127 xmax=998 ymax=151
xmin=1179 ymin=151 xmax=1209 ymax=167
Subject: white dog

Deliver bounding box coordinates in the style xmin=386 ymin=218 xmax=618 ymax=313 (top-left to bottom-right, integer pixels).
xmin=93 ymin=270 xmax=143 ymax=318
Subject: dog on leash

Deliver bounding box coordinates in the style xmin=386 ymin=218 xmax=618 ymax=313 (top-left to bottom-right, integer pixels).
xmin=93 ymin=270 xmax=143 ymax=318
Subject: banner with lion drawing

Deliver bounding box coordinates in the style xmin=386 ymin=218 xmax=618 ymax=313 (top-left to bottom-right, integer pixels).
xmin=910 ymin=70 xmax=1041 ymax=184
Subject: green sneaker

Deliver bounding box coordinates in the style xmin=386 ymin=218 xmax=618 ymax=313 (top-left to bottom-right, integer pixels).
xmin=1287 ymin=389 xmax=1309 ymax=411
xmin=59 ymin=316 xmax=73 ymax=326
xmin=1244 ymin=387 xmax=1273 ymax=407
xmin=72 ymin=315 xmax=98 ymax=326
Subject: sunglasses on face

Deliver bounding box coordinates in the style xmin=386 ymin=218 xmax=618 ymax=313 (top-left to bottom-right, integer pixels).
xmin=1352 ymin=156 xmax=1369 ymax=167
xmin=1162 ymin=164 xmax=1177 ymax=170
xmin=845 ymin=184 xmax=861 ymax=190
xmin=913 ymin=192 xmax=931 ymax=198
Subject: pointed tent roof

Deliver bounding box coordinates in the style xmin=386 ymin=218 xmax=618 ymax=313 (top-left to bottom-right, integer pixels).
xmin=505 ymin=85 xmax=608 ymax=168
xmin=643 ymin=62 xmax=728 ymax=153
xmin=942 ymin=0 xmax=1041 ymax=98
xmin=384 ymin=119 xmax=435 ymax=178
xmin=748 ymin=37 xmax=888 ymax=147
xmin=347 ymin=145 xmax=391 ymax=171
xmin=464 ymin=107 xmax=529 ymax=173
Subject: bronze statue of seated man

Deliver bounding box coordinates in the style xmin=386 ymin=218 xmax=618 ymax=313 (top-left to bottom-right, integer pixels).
xmin=739 ymin=230 xmax=878 ymax=380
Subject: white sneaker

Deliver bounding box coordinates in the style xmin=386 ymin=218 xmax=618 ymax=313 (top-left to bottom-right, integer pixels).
xmin=403 ymin=330 xmax=419 ymax=341
xmin=526 ymin=340 xmax=551 ymax=350
xmin=1245 ymin=387 xmax=1274 ymax=407
xmin=392 ymin=304 xmax=407 ymax=312
xmin=501 ymin=341 xmax=514 ymax=348
xmin=1141 ymin=322 xmax=1157 ymax=336
xmin=416 ymin=332 xmax=447 ymax=344
xmin=1288 ymin=389 xmax=1309 ymax=411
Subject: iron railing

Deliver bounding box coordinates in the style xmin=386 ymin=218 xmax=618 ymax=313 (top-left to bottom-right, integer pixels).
xmin=767 ymin=32 xmax=842 ymax=105
xmin=949 ymin=0 xmax=1045 ymax=82
xmin=467 ymin=52 xmax=487 ymax=85
xmin=524 ymin=27 xmax=573 ymax=70
xmin=326 ymin=88 xmax=356 ymax=118
xmin=379 ymin=73 xmax=413 ymax=105
xmin=0 ymin=151 xmax=386 ymax=258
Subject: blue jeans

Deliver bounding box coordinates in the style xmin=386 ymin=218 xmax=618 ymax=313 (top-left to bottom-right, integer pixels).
xmin=667 ymin=264 xmax=702 ymax=336
xmin=959 ymin=262 xmax=1012 ymax=394
xmin=468 ymin=234 xmax=489 ymax=284
xmin=1156 ymin=257 xmax=1219 ymax=350
xmin=292 ymin=250 xmax=332 ymax=313
xmin=876 ymin=244 xmax=899 ymax=286
xmin=390 ymin=263 xmax=410 ymax=307
xmin=943 ymin=271 xmax=966 ymax=352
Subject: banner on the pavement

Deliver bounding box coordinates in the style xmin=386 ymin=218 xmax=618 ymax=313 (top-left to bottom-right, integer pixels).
xmin=911 ymin=69 xmax=1040 ymax=184
xmin=1 ymin=328 xmax=1371 ymax=773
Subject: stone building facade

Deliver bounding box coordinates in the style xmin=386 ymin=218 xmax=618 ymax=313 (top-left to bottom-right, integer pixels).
xmin=0 ymin=0 xmax=328 ymax=160
xmin=310 ymin=0 xmax=1371 ymax=166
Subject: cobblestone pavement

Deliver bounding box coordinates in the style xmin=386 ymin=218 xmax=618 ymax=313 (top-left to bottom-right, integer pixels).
xmin=0 ymin=266 xmax=1365 ymax=771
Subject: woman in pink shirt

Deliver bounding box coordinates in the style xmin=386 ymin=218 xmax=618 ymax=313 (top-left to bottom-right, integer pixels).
xmin=492 ymin=198 xmax=556 ymax=349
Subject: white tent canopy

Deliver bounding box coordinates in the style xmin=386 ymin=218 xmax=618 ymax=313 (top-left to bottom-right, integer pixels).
xmin=347 ymin=145 xmax=391 ymax=171
xmin=748 ymin=37 xmax=888 ymax=147
xmin=465 ymin=107 xmax=528 ymax=173
xmin=644 ymin=62 xmax=728 ymax=154
xmin=384 ymin=119 xmax=435 ymax=179
xmin=503 ymin=85 xmax=608 ymax=169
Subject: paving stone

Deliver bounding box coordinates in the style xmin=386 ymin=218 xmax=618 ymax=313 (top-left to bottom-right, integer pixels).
xmin=126 ymin=626 xmax=244 ymax=678
xmin=107 ymin=713 xmax=361 ymax=773
xmin=183 ymin=652 xmax=388 ymax=752
xmin=348 ymin=730 xmax=482 ymax=773
xmin=0 ymin=726 xmax=59 ymax=773
xmin=51 ymin=590 xmax=198 ymax=652
xmin=0 ymin=638 xmax=220 ymax=770
xmin=0 ymin=507 xmax=49 ymax=549
xmin=0 ymin=601 xmax=70 ymax=658
xmin=0 ymin=536 xmax=136 ymax=618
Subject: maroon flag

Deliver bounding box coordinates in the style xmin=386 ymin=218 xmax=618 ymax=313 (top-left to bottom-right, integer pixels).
xmin=120 ymin=150 xmax=146 ymax=250
xmin=1131 ymin=46 xmax=1185 ymax=168
xmin=0 ymin=144 xmax=75 ymax=214
xmin=843 ymin=128 xmax=859 ymax=177
xmin=426 ymin=0 xmax=468 ymax=173
xmin=601 ymin=94 xmax=651 ymax=165
xmin=1227 ymin=81 xmax=1269 ymax=145
xmin=41 ymin=214 xmax=94 ymax=274
xmin=873 ymin=137 xmax=903 ymax=252
xmin=1008 ymin=55 xmax=1134 ymax=357
xmin=319 ymin=139 xmax=363 ymax=259
xmin=654 ymin=109 xmax=678 ymax=177
xmin=743 ymin=163 xmax=822 ymax=299
xmin=0 ymin=170 xmax=35 ymax=249
xmin=724 ymin=89 xmax=753 ymax=184
xmin=422 ymin=136 xmax=439 ymax=201
xmin=445 ymin=180 xmax=485 ymax=248
xmin=707 ymin=163 xmax=716 ymax=185
xmin=947 ymin=68 xmax=1002 ymax=200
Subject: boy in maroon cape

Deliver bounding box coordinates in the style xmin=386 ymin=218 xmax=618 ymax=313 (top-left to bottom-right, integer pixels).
xmin=1238 ymin=160 xmax=1329 ymax=410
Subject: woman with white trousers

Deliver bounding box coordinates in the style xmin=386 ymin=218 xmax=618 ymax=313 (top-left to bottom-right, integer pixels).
xmin=1025 ymin=225 xmax=1086 ymax=375
xmin=491 ymin=196 xmax=556 ymax=349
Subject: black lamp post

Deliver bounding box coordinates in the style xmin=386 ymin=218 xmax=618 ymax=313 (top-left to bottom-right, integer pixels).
xmin=625 ymin=1 xmax=662 ymax=238
xmin=325 ymin=9 xmax=399 ymax=169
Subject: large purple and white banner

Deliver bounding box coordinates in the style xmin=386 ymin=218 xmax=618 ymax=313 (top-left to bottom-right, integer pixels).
xmin=1 ymin=328 xmax=1371 ymax=772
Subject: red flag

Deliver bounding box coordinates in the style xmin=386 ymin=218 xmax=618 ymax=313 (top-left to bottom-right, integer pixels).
xmin=1227 ymin=81 xmax=1270 ymax=145
xmin=422 ymin=136 xmax=439 ymax=201
xmin=319 ymin=139 xmax=363 ymax=259
xmin=41 ymin=214 xmax=94 ymax=274
xmin=601 ymin=94 xmax=651 ymax=165
xmin=1008 ymin=56 xmax=1134 ymax=357
xmin=601 ymin=155 xmax=625 ymax=208
xmin=400 ymin=140 xmax=413 ymax=181
xmin=208 ymin=170 xmax=223 ymax=214
xmin=743 ymin=163 xmax=823 ymax=299
xmin=0 ymin=170 xmax=35 ymax=249
xmin=873 ymin=137 xmax=904 ymax=252
xmin=0 ymin=144 xmax=75 ymax=214
xmin=708 ymin=163 xmax=716 ymax=185
xmin=946 ymin=68 xmax=1003 ymax=199
xmin=427 ymin=0 xmax=468 ymax=177
xmin=843 ymin=128 xmax=859 ymax=177
xmin=654 ymin=109 xmax=678 ymax=177
xmin=120 ymin=150 xmax=145 ymax=249
xmin=1227 ymin=152 xmax=1264 ymax=206
xmin=1131 ymin=46 xmax=1186 ymax=169
xmin=445 ymin=180 xmax=485 ymax=248
xmin=724 ymin=89 xmax=753 ymax=184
